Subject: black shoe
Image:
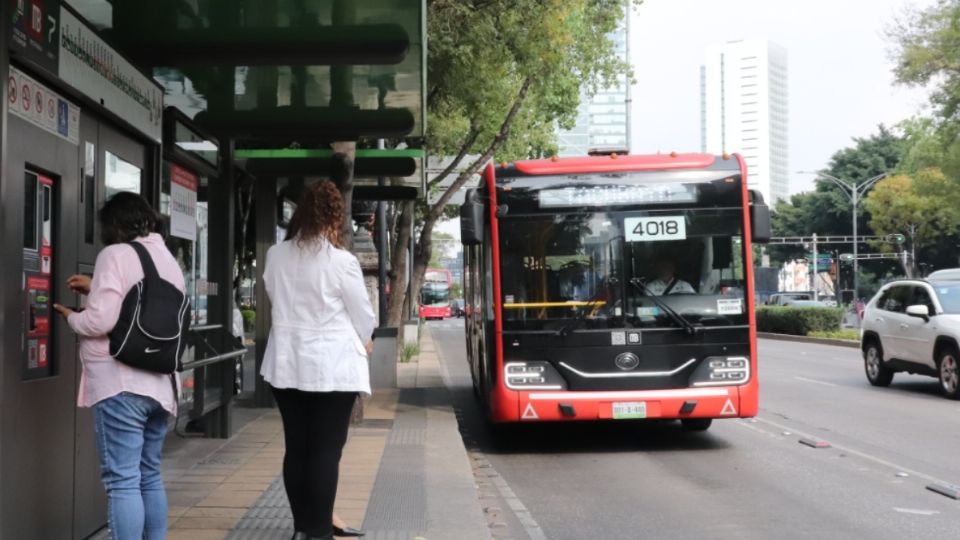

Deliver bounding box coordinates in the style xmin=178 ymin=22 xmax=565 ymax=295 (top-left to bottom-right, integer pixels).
xmin=333 ymin=526 xmax=366 ymax=537
xmin=292 ymin=533 xmax=335 ymax=540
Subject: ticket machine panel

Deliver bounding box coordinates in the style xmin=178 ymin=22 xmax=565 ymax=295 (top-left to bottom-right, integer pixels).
xmin=23 ymin=171 xmax=55 ymax=379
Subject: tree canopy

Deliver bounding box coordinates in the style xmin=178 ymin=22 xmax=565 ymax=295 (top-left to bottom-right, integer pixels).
xmin=386 ymin=0 xmax=639 ymax=326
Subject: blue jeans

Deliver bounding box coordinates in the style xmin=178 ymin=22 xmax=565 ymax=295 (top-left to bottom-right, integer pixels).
xmin=94 ymin=392 xmax=170 ymax=540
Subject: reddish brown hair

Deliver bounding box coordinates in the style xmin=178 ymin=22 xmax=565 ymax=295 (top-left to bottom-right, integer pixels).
xmin=286 ymin=180 xmax=344 ymax=249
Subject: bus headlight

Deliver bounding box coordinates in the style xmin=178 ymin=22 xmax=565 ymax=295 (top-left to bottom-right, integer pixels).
xmin=689 ymin=356 xmax=750 ymax=387
xmin=505 ymin=362 xmax=566 ymax=390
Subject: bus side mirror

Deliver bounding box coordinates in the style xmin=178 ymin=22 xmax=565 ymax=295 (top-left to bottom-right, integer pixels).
xmin=750 ymin=203 xmax=771 ymax=243
xmin=460 ymin=189 xmax=484 ymax=246
xmin=748 ymin=190 xmax=771 ymax=243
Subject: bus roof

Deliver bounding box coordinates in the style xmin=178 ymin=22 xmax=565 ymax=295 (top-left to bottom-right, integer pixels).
xmin=501 ymin=153 xmax=740 ymax=176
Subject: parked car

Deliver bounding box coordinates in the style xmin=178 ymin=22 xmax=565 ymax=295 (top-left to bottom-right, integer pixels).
xmin=766 ymin=292 xmax=814 ymax=306
xmin=860 ymin=276 xmax=960 ymax=398
xmin=450 ymin=298 xmax=465 ymax=318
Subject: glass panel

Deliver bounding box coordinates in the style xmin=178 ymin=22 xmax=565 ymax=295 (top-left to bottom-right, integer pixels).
xmin=935 ymin=284 xmax=960 ymax=314
xmin=499 ymin=209 xmax=747 ymax=331
xmin=194 ymin=201 xmax=209 ymax=325
xmin=84 ymin=142 xmax=96 ymax=244
xmin=173 ymin=121 xmax=218 ymax=169
xmin=104 ymin=151 xmax=141 ymax=198
xmin=151 ymin=0 xmax=425 ymax=135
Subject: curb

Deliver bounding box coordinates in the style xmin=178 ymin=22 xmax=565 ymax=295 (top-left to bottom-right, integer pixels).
xmin=758 ymin=332 xmax=860 ymax=349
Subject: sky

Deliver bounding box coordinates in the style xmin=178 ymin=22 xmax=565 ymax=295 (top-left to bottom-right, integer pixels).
xmin=437 ymin=0 xmax=935 ymax=238
xmin=628 ymin=0 xmax=934 ymax=194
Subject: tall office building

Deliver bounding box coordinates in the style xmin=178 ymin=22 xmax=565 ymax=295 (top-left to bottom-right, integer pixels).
xmin=701 ymin=40 xmax=789 ymax=204
xmin=556 ymin=12 xmax=630 ymax=155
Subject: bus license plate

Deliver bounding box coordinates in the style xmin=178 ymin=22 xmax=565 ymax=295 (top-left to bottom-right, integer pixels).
xmin=612 ymin=402 xmax=647 ymax=419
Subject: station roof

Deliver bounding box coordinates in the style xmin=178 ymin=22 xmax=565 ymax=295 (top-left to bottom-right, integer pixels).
xmin=66 ymin=0 xmax=427 ymax=195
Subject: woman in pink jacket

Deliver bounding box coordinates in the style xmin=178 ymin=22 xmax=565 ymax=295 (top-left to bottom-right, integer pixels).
xmin=54 ymin=192 xmax=184 ymax=540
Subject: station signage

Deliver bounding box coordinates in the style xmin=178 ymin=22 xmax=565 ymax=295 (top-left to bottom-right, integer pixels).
xmin=169 ymin=164 xmax=198 ymax=242
xmin=58 ymin=6 xmax=163 ymax=142
xmin=8 ymin=0 xmax=60 ymax=75
xmin=9 ymin=66 xmax=79 ymax=145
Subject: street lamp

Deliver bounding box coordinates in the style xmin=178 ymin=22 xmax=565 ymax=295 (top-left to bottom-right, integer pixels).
xmin=797 ymin=170 xmax=888 ymax=299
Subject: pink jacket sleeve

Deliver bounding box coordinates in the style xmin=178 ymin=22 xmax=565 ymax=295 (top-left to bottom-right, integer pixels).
xmin=68 ymin=247 xmax=127 ymax=338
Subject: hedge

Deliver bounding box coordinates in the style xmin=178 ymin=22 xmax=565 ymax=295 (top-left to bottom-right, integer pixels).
xmin=756 ymin=306 xmax=845 ymax=336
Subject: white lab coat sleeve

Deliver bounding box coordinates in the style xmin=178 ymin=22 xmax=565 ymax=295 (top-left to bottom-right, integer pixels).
xmin=340 ymin=255 xmax=377 ymax=344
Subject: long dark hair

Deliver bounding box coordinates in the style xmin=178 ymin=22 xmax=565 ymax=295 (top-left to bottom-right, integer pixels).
xmin=99 ymin=192 xmax=158 ymax=245
xmin=285 ymin=180 xmax=344 ymax=249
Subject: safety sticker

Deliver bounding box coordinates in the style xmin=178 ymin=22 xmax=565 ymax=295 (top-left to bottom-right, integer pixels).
xmin=717 ymin=298 xmax=743 ymax=315
xmin=521 ymin=403 xmax=539 ymax=420
xmin=720 ymin=399 xmax=737 ymax=416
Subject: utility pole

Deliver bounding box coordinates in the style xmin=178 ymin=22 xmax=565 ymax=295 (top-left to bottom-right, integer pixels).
xmin=812 ymin=233 xmax=819 ymax=301
xmin=798 ymin=171 xmax=888 ymax=300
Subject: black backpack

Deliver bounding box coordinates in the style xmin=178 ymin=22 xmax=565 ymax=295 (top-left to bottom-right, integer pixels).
xmin=108 ymin=242 xmax=191 ymax=374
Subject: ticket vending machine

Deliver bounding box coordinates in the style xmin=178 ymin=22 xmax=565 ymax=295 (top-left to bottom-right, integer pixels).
xmin=23 ymin=172 xmax=55 ymax=379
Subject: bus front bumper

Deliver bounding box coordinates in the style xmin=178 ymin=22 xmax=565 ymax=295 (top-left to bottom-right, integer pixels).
xmin=498 ymin=386 xmax=754 ymax=423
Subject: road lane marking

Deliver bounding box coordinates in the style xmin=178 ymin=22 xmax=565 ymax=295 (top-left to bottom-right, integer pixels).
xmin=793 ymin=376 xmax=839 ymax=387
xmin=754 ymin=416 xmax=955 ymax=487
xmin=893 ymin=507 xmax=940 ymax=516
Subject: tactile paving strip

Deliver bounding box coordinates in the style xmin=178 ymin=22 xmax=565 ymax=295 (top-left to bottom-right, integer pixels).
xmin=227 ymin=389 xmax=432 ymax=539
xmin=225 ymin=477 xmax=294 ymax=539
xmin=359 ymin=389 xmax=429 ymax=533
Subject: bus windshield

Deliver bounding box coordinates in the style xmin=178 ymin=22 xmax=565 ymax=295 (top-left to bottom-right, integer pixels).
xmin=498 ymin=208 xmax=747 ymax=331
xmin=421 ymin=282 xmax=450 ymax=307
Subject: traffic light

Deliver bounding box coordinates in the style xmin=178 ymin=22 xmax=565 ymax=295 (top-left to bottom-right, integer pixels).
xmin=886 ymin=233 xmax=905 ymax=244
xmin=839 ymin=253 xmax=854 ymax=263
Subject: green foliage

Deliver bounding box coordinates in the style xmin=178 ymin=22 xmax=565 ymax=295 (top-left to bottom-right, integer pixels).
xmin=865 ymin=169 xmax=960 ymax=254
xmin=756 ymin=306 xmax=845 ymax=335
xmin=400 ymin=343 xmax=419 ymax=364
xmin=241 ymin=309 xmax=256 ymax=331
xmin=427 ymin=0 xmax=636 ymax=171
xmin=769 ymin=127 xmax=906 ymax=264
xmin=889 ymin=0 xmax=960 ymax=139
xmin=808 ymin=329 xmax=859 ymax=341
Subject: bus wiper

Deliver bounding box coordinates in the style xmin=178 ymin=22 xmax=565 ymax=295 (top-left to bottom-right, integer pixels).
xmin=628 ymin=278 xmax=701 ymax=335
xmin=556 ymin=289 xmax=609 ymax=337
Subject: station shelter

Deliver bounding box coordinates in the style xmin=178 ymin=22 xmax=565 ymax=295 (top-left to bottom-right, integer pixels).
xmin=0 ymin=1 xmax=426 ymax=537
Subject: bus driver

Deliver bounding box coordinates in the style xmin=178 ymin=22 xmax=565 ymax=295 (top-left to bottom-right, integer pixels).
xmin=646 ymin=256 xmax=695 ymax=296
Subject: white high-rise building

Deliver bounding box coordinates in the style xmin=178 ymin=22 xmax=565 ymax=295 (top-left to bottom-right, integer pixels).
xmin=701 ymin=40 xmax=789 ymax=204
xmin=556 ymin=13 xmax=630 ymax=155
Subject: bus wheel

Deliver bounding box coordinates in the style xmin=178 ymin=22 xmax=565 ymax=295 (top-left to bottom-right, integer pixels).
xmin=681 ymin=418 xmax=713 ymax=431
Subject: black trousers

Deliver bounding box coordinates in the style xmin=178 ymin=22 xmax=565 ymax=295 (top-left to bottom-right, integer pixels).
xmin=271 ymin=386 xmax=357 ymax=537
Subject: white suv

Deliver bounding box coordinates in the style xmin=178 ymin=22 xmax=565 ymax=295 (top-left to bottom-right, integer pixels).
xmin=861 ymin=276 xmax=960 ymax=398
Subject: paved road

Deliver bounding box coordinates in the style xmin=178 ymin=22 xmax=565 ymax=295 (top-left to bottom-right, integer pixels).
xmin=425 ymin=320 xmax=960 ymax=540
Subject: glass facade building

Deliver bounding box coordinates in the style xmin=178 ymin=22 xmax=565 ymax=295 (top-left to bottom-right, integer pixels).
xmin=701 ymin=40 xmax=789 ymax=204
xmin=556 ymin=12 xmax=631 ymax=156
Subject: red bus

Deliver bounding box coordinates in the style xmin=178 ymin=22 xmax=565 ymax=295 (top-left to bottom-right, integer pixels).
xmin=459 ymin=153 xmax=770 ymax=430
xmin=419 ymin=268 xmax=453 ymax=319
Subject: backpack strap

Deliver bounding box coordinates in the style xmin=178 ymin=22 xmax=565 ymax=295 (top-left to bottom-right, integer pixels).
xmin=129 ymin=241 xmax=161 ymax=282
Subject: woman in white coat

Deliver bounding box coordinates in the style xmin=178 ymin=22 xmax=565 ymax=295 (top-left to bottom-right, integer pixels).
xmin=260 ymin=180 xmax=376 ymax=540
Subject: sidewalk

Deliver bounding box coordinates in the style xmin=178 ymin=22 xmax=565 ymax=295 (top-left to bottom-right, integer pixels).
xmin=154 ymin=326 xmax=489 ymax=540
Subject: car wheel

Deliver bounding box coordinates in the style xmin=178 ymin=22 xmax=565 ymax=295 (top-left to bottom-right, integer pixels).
xmin=938 ymin=345 xmax=960 ymax=399
xmin=864 ymin=339 xmax=893 ymax=387
xmin=681 ymin=418 xmax=712 ymax=431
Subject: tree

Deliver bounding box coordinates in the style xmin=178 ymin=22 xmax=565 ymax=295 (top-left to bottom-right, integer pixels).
xmin=385 ymin=0 xmax=637 ymax=327
xmin=865 ymin=168 xmax=960 ymax=275
xmin=889 ymin=0 xmax=960 ymax=140
xmin=768 ymin=126 xmax=906 ymax=264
